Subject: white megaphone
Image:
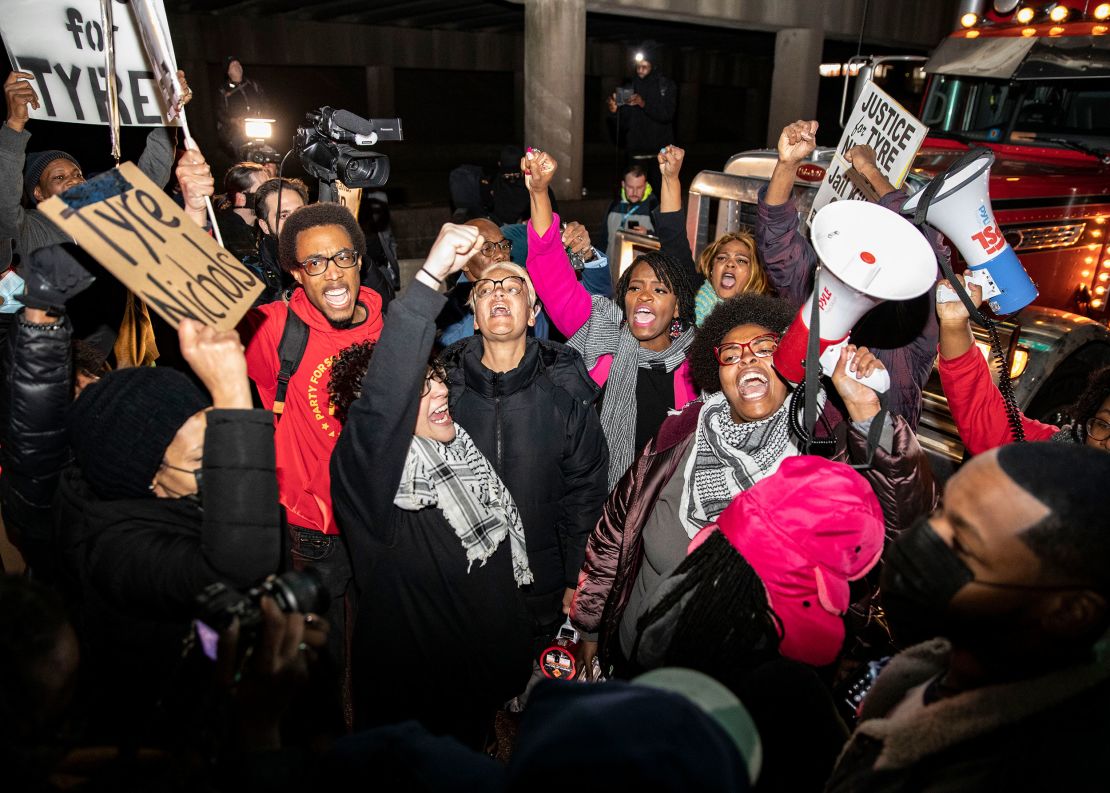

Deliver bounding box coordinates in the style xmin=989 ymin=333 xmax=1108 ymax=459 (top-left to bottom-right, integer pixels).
xmin=773 ymin=200 xmax=938 ymax=393
xmin=902 ymin=148 xmax=1037 ymax=315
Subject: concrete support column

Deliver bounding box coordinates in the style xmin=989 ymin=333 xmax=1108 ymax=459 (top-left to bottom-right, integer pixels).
xmin=365 ymin=66 xmax=395 ymax=117
xmin=765 ymin=27 xmax=823 ymax=146
xmin=524 ymin=0 xmax=586 ymax=201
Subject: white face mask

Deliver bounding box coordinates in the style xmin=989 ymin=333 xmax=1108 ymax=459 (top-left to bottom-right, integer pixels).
xmin=0 ymin=270 xmax=25 ymax=314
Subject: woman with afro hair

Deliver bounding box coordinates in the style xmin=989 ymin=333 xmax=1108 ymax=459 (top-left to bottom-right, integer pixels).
xmin=568 ymin=293 xmax=938 ymax=678
xmin=523 ymin=149 xmax=697 ymax=489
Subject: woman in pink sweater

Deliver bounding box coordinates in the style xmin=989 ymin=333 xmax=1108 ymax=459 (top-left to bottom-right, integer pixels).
xmin=523 ymin=150 xmax=698 ymax=488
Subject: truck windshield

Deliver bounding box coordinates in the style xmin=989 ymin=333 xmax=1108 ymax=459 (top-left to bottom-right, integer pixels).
xmin=921 ymin=75 xmax=1110 ymax=151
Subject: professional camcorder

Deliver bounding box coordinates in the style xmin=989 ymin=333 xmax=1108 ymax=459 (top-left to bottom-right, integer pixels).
xmin=193 ymin=569 xmax=329 ymax=661
xmin=295 ymin=107 xmax=404 ymax=189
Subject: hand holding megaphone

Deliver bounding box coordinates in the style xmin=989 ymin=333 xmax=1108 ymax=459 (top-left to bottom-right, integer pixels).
xmin=820 ymin=340 xmax=890 ymax=393
xmin=830 ymin=345 xmax=885 ymax=421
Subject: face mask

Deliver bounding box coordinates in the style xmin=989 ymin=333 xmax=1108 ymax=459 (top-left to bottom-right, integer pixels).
xmin=880 ymin=516 xmax=973 ymax=647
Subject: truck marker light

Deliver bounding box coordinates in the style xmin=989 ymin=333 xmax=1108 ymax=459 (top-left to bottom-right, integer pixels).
xmin=1050 ymin=25 xmax=1066 ymax=35
xmin=1016 ymin=6 xmax=1036 ymax=23
xmin=1092 ymin=299 xmax=1105 ymax=309
xmin=961 ymin=12 xmax=979 ymax=27
xmin=1096 ymin=3 xmax=1110 ymax=20
xmin=1049 ymin=4 xmax=1069 ymax=22
xmin=1022 ymin=26 xmax=1037 ymax=36
xmin=966 ymin=29 xmax=981 ymax=37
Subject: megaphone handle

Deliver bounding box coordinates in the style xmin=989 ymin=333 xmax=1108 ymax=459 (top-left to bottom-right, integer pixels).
xmin=819 ymin=343 xmax=891 ymax=393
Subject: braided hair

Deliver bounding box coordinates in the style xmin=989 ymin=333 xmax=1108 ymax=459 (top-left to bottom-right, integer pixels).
xmin=632 ymin=531 xmax=781 ymax=686
xmin=615 ymin=251 xmax=697 ymax=329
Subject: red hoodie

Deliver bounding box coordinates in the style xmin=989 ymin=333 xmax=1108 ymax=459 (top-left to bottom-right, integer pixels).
xmin=243 ymin=287 xmax=383 ymax=534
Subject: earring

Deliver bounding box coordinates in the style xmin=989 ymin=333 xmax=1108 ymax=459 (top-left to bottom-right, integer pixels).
xmin=669 ymin=318 xmax=683 ymax=338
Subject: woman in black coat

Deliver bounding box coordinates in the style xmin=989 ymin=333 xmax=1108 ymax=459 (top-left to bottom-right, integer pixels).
xmin=331 ymin=224 xmax=533 ymax=748
xmin=440 ymin=260 xmax=609 ymax=643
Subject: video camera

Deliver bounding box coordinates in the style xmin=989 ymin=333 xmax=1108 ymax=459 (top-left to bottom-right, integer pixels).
xmin=295 ymin=107 xmax=403 ymax=189
xmin=193 ymin=569 xmax=329 ymax=662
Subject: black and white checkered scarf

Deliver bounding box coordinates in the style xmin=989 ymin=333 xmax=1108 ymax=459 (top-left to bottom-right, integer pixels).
xmin=394 ymin=425 xmax=533 ymax=587
xmin=568 ymin=294 xmax=694 ymax=489
xmin=678 ymin=391 xmax=801 ymax=538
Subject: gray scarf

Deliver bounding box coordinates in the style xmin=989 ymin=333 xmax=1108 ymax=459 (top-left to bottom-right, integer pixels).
xmin=568 ymin=294 xmax=693 ymax=488
xmin=394 ymin=425 xmax=533 ymax=586
xmin=678 ymin=391 xmax=799 ymax=538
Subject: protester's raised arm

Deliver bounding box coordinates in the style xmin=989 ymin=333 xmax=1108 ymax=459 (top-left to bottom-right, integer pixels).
xmin=524 ymin=148 xmax=557 ymax=238
xmin=658 ymin=144 xmax=684 ymax=214
xmin=767 ymin=120 xmax=817 ymax=207
xmin=177 ymin=146 xmax=215 ymax=231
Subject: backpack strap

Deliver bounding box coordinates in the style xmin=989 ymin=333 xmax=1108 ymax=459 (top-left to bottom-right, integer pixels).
xmin=273 ymin=306 xmax=310 ymax=419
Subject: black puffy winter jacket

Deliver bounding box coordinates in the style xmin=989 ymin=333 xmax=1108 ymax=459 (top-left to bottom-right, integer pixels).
xmin=442 ymin=335 xmax=609 ymax=631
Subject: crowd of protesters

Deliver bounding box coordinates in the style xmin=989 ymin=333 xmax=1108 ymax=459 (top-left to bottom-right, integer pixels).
xmin=1 ymin=42 xmax=1110 ymax=793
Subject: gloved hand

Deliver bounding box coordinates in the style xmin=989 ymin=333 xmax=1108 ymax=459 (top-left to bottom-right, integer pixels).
xmin=21 ymin=244 xmax=95 ymax=313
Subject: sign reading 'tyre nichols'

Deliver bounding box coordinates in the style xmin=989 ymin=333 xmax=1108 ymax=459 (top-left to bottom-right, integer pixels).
xmin=808 ymin=82 xmax=928 ymax=223
xmin=40 ymin=163 xmax=262 ymax=330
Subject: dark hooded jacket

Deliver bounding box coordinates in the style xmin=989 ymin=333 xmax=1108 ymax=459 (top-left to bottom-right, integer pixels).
xmin=442 ymin=334 xmax=609 ymax=630
xmin=570 ymin=399 xmax=938 ymax=666
xmin=609 ymin=70 xmax=678 ymax=156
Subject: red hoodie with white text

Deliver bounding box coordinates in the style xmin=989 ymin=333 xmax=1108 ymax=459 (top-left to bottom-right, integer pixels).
xmin=242 ymin=286 xmax=383 ymax=534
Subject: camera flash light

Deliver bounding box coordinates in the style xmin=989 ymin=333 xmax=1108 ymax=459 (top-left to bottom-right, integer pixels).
xmin=245 ymin=118 xmax=275 ymax=140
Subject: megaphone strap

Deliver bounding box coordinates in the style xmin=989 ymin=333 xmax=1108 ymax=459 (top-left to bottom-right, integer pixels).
xmin=911 ymin=146 xmax=994 ymax=228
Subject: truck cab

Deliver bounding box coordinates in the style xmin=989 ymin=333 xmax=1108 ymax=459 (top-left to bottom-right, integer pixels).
xmin=679 ymin=3 xmax=1110 ymax=475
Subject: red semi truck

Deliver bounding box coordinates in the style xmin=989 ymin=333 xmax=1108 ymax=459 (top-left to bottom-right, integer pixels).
xmin=672 ymin=1 xmax=1110 ymax=474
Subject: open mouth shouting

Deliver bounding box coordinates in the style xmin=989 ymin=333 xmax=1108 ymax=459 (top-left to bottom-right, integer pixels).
xmin=489 ymin=299 xmax=512 ymax=318
xmin=429 ymin=401 xmax=453 ymax=427
xmin=719 ymin=271 xmax=737 ymax=290
xmin=632 ymin=305 xmax=657 ymax=328
xmin=735 ymin=366 xmax=770 ymax=400
xmin=323 ymin=285 xmax=352 ymax=311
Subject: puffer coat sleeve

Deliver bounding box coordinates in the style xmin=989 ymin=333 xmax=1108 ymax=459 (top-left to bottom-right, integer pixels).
xmin=839 ymin=414 xmax=939 ymax=541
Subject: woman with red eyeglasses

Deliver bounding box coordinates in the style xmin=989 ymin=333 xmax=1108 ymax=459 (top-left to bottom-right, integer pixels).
xmin=567 ymin=294 xmax=938 ymax=678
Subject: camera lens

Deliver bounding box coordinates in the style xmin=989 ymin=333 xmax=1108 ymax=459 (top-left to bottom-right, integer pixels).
xmin=265 ymin=569 xmax=330 ymax=616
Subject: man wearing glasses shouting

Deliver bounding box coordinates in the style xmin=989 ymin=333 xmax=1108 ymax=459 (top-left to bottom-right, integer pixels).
xmin=239 ymin=201 xmax=385 ymax=725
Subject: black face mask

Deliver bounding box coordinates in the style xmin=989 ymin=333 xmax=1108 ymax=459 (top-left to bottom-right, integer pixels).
xmin=880 ymin=516 xmax=973 ymax=647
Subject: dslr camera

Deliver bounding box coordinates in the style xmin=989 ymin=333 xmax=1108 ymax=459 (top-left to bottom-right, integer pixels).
xmin=295 ymin=106 xmax=403 ymax=189
xmin=614 ymin=87 xmax=635 ymax=105
xmin=194 ymin=569 xmax=329 ymax=661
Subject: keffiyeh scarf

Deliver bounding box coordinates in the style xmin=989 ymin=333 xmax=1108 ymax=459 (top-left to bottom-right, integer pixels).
xmin=569 ymin=294 xmax=694 ymax=489
xmin=394 ymin=425 xmax=533 ymax=586
xmin=678 ymin=391 xmax=800 ymax=538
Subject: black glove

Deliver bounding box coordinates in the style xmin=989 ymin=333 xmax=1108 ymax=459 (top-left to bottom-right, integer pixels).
xmin=21 ymin=244 xmax=95 ymax=313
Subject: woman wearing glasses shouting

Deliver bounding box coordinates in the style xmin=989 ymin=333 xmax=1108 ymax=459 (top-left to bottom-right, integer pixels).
xmin=938 ymin=274 xmax=1110 ymax=453
xmin=568 ymin=293 xmax=937 ymax=679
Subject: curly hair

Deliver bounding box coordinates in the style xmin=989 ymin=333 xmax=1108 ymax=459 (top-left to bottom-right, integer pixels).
xmin=689 ymin=293 xmax=795 ymax=393
xmin=615 ymin=251 xmax=697 ymax=328
xmin=327 ymin=340 xmax=377 ymax=425
xmin=696 ymin=230 xmax=770 ymax=295
xmin=1069 ymin=365 xmax=1110 ymax=442
xmin=278 ymin=202 xmax=367 ymax=273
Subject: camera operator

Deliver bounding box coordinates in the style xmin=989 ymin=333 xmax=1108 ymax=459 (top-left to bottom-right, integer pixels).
xmin=216 ymin=161 xmax=269 ymax=261
xmin=217 ymin=57 xmax=267 ymax=158
xmin=606 ymin=43 xmax=677 ymax=191
xmin=242 ymin=176 xmax=309 ymax=305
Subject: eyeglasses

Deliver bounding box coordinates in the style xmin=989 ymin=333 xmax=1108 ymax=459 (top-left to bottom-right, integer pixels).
xmin=298 ymin=248 xmax=359 ymax=276
xmin=472 ymin=275 xmax=526 ymax=300
xmin=481 ymin=240 xmax=513 ymax=257
xmin=1087 ymin=417 xmax=1110 ymax=442
xmin=714 ymin=334 xmax=780 ymax=365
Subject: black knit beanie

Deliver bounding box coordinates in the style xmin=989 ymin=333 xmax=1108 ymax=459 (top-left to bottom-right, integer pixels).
xmin=68 ymin=368 xmax=210 ymax=501
xmin=23 ymin=150 xmax=82 ymax=205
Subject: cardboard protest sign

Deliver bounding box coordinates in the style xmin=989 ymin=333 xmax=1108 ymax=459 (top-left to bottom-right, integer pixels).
xmin=39 ymin=163 xmax=263 ymax=330
xmin=808 ymin=83 xmax=927 ymax=223
xmin=1 ymin=0 xmax=180 ymax=126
